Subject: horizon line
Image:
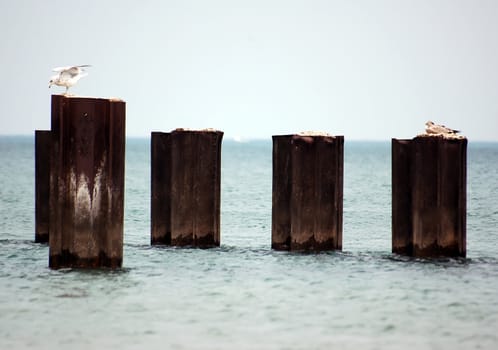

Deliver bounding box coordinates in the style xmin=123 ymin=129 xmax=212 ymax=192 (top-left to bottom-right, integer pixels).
xmin=1 ymin=133 xmax=498 ymax=143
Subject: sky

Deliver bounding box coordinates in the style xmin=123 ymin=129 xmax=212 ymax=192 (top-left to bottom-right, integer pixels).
xmin=1 ymin=0 xmax=497 ymax=141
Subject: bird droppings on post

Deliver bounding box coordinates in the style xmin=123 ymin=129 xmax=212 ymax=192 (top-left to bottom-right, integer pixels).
xmin=173 ymin=127 xmax=222 ymax=132
xmin=48 ymin=94 xmax=124 ymax=102
xmin=297 ymin=130 xmax=333 ymax=137
xmin=417 ymin=133 xmax=466 ymax=140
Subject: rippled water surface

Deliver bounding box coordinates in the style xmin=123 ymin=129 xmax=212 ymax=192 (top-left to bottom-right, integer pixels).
xmin=1 ymin=136 xmax=497 ymax=349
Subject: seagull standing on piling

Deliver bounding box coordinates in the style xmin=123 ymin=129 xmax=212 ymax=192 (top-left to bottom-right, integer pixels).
xmin=425 ymin=121 xmax=460 ymax=135
xmin=48 ymin=65 xmax=90 ymax=95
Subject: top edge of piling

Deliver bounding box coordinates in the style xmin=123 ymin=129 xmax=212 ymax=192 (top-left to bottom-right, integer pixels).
xmin=273 ymin=132 xmax=341 ymax=138
xmin=51 ymin=94 xmax=125 ymax=102
xmin=297 ymin=131 xmax=333 ymax=136
xmin=415 ymin=133 xmax=467 ymax=140
xmin=172 ymin=128 xmax=223 ymax=133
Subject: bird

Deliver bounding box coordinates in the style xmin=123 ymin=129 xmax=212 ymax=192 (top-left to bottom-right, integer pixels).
xmin=425 ymin=121 xmax=460 ymax=135
xmin=48 ymin=65 xmax=90 ymax=95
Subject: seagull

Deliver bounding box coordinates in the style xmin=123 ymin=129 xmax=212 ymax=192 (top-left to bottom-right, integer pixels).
xmin=425 ymin=121 xmax=460 ymax=135
xmin=48 ymin=65 xmax=90 ymax=95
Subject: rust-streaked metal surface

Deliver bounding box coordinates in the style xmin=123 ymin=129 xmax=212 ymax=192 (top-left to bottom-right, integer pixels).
xmin=151 ymin=132 xmax=172 ymax=244
xmin=152 ymin=129 xmax=223 ymax=247
xmin=49 ymin=95 xmax=126 ymax=269
xmin=35 ymin=130 xmax=51 ymax=243
xmin=392 ymin=139 xmax=413 ymax=255
xmin=271 ymin=135 xmax=293 ymax=250
xmin=272 ymin=134 xmax=344 ymax=251
xmin=392 ymin=136 xmax=467 ymax=257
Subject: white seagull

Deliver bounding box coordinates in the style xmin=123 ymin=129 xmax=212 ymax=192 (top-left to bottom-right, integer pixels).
xmin=425 ymin=121 xmax=460 ymax=135
xmin=48 ymin=65 xmax=90 ymax=95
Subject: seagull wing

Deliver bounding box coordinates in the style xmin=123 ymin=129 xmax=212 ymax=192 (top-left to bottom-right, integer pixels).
xmin=52 ymin=66 xmax=71 ymax=72
xmin=52 ymin=65 xmax=91 ymax=73
xmin=441 ymin=124 xmax=460 ymax=133
xmin=66 ymin=66 xmax=82 ymax=77
xmin=54 ymin=67 xmax=78 ymax=81
xmin=62 ymin=65 xmax=91 ymax=79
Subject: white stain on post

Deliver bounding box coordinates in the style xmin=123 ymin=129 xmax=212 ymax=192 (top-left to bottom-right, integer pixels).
xmin=73 ymin=171 xmax=91 ymax=225
xmin=91 ymin=159 xmax=104 ymax=222
xmin=72 ymin=154 xmax=107 ymax=225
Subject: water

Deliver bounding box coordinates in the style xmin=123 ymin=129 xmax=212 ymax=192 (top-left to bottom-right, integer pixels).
xmin=1 ymin=136 xmax=498 ymax=349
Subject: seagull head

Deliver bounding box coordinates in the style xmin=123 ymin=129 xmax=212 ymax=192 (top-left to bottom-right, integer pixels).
xmin=48 ymin=75 xmax=59 ymax=88
xmin=425 ymin=121 xmax=434 ymax=127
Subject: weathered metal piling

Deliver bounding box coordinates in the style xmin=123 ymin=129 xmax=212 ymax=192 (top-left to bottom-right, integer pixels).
xmin=272 ymin=134 xmax=344 ymax=251
xmin=151 ymin=129 xmax=223 ymax=247
xmin=35 ymin=130 xmax=51 ymax=243
xmin=151 ymin=132 xmax=172 ymax=245
xmin=392 ymin=136 xmax=467 ymax=257
xmin=49 ymin=95 xmax=126 ymax=269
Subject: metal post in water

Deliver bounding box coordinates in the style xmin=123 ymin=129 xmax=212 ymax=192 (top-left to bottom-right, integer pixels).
xmin=271 ymin=135 xmax=293 ymax=250
xmin=272 ymin=133 xmax=344 ymax=251
xmin=392 ymin=136 xmax=467 ymax=257
xmin=392 ymin=139 xmax=413 ymax=255
xmin=35 ymin=130 xmax=51 ymax=243
xmin=49 ymin=95 xmax=126 ymax=269
xmin=151 ymin=129 xmax=223 ymax=247
xmin=151 ymin=132 xmax=172 ymax=245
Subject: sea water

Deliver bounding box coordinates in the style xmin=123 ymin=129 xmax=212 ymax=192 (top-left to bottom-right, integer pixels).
xmin=0 ymin=136 xmax=497 ymax=349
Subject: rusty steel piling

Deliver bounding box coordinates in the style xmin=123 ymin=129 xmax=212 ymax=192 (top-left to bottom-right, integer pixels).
xmin=49 ymin=95 xmax=126 ymax=269
xmin=151 ymin=129 xmax=223 ymax=247
xmin=391 ymin=139 xmax=413 ymax=255
xmin=151 ymin=132 xmax=172 ymax=245
xmin=392 ymin=136 xmax=467 ymax=257
xmin=35 ymin=130 xmax=51 ymax=243
xmin=272 ymin=134 xmax=344 ymax=251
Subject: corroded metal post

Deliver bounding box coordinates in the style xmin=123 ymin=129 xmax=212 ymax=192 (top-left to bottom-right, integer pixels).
xmin=391 ymin=139 xmax=413 ymax=255
xmin=272 ymin=133 xmax=343 ymax=251
xmin=35 ymin=130 xmax=51 ymax=243
xmin=392 ymin=136 xmax=467 ymax=257
xmin=151 ymin=132 xmax=171 ymax=244
xmin=151 ymin=129 xmax=223 ymax=247
xmin=49 ymin=95 xmax=126 ymax=269
xmin=271 ymin=135 xmax=293 ymax=250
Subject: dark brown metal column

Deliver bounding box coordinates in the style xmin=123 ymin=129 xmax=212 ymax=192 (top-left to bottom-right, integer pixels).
xmin=35 ymin=130 xmax=51 ymax=243
xmin=439 ymin=138 xmax=467 ymax=257
xmin=411 ymin=137 xmax=440 ymax=256
xmin=166 ymin=129 xmax=223 ymax=247
xmin=151 ymin=132 xmax=171 ymax=245
xmin=49 ymin=95 xmax=126 ymax=269
xmin=271 ymin=135 xmax=293 ymax=250
xmin=392 ymin=136 xmax=466 ymax=258
xmin=290 ymin=135 xmax=316 ymax=250
xmin=272 ymin=134 xmax=343 ymax=251
xmin=391 ymin=139 xmax=413 ymax=255
xmin=412 ymin=136 xmax=467 ymax=257
xmin=324 ymin=135 xmax=343 ymax=250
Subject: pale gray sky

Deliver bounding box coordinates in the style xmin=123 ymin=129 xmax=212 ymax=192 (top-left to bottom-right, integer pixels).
xmin=1 ymin=0 xmax=497 ymax=140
